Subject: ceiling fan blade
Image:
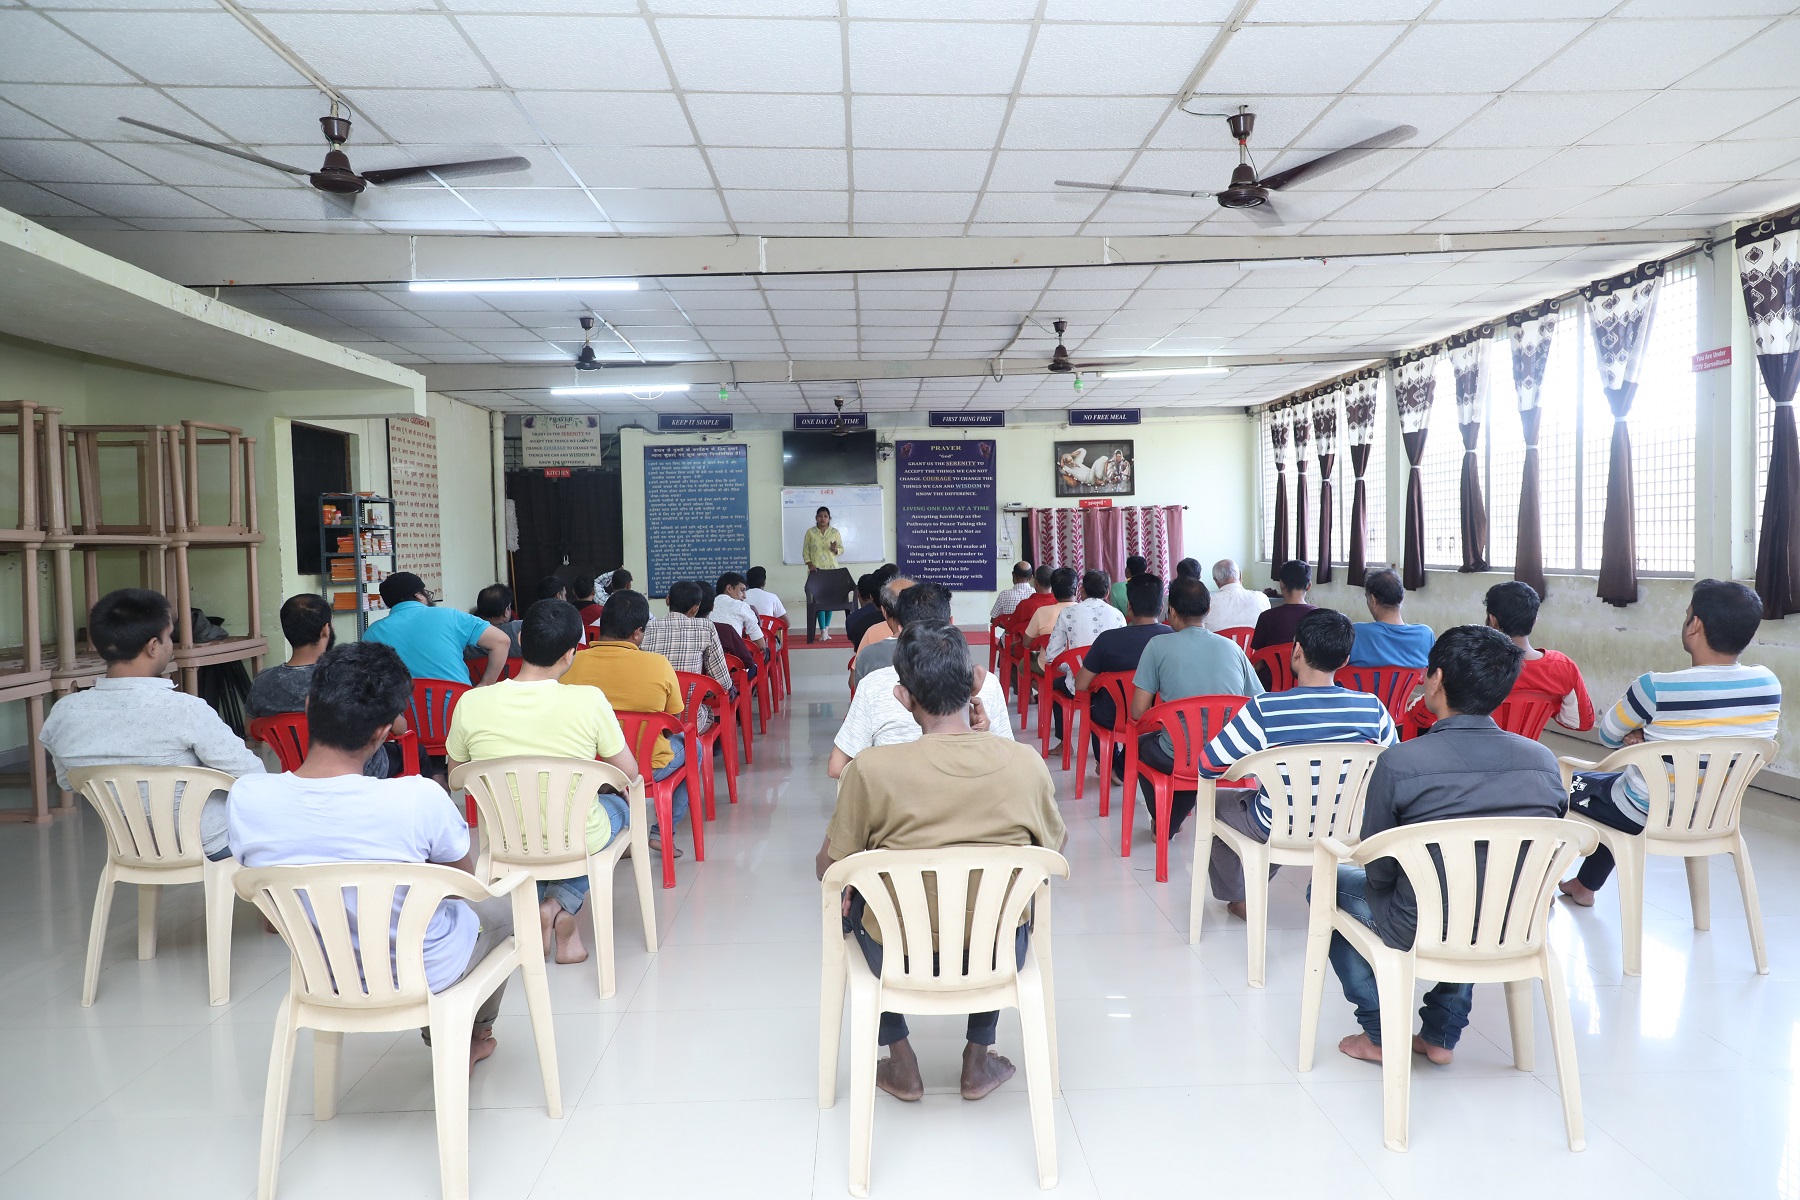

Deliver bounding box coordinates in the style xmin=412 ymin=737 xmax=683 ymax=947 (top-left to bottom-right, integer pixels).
xmin=117 ymin=116 xmax=310 ymax=177
xmin=1055 ymin=180 xmax=1211 ymax=199
xmin=1259 ymin=125 xmax=1418 ymax=192
xmin=362 ymin=156 xmax=531 ymax=186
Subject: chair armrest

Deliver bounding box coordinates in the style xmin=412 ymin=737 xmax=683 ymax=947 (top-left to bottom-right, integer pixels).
xmin=1557 ymin=755 xmax=1599 ymax=793
xmin=484 ymin=869 xmax=533 ymax=898
xmin=1317 ymin=836 xmax=1357 ymax=862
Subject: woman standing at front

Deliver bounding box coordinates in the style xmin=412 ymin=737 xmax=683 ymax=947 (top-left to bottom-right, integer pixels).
xmin=803 ymin=506 xmax=844 ymax=640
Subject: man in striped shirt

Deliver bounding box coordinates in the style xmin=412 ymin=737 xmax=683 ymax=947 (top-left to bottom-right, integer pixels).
xmin=1561 ymin=578 xmax=1781 ymax=907
xmin=1195 ymin=609 xmax=1397 ymax=919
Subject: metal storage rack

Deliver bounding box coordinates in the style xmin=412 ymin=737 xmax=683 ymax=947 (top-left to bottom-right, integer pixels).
xmin=319 ymin=492 xmax=395 ymax=635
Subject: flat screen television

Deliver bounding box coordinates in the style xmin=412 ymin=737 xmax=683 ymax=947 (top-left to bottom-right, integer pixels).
xmin=782 ymin=430 xmax=878 ymax=486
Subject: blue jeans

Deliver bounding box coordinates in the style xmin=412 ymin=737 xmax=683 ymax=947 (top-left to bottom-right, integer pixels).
xmin=1326 ymin=865 xmax=1473 ymax=1050
xmin=651 ymin=732 xmax=690 ymax=834
xmin=535 ymin=790 xmax=631 ymax=915
xmin=846 ymin=893 xmax=1031 ymax=1047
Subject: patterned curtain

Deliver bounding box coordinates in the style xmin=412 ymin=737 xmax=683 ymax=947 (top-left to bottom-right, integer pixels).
xmin=1313 ymin=389 xmax=1341 ymax=584
xmin=1508 ymin=302 xmax=1560 ymax=598
xmin=1344 ymin=375 xmax=1380 ymax=586
xmin=1268 ymin=408 xmax=1291 ymax=579
xmin=1291 ymin=400 xmax=1312 ymax=568
xmin=1122 ymin=504 xmax=1183 ymax=583
xmin=1584 ymin=260 xmax=1663 ymax=606
xmin=1739 ymin=211 xmax=1800 ymax=619
xmin=1030 ymin=507 xmax=1085 ymax=575
xmin=1083 ymin=507 xmax=1125 ymax=583
xmin=1027 ymin=505 xmax=1182 ymax=584
xmin=1393 ymin=352 xmax=1438 ymax=590
xmin=1447 ymin=330 xmax=1491 ymax=573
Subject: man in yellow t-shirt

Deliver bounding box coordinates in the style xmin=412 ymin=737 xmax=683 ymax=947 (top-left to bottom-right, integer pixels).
xmin=561 ymin=589 xmax=692 ymax=856
xmin=803 ymin=505 xmax=844 ymax=639
xmin=447 ymin=598 xmax=638 ymax=966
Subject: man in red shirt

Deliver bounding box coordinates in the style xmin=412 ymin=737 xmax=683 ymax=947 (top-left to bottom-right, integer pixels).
xmin=1005 ymin=564 xmax=1056 ymax=640
xmin=1404 ymin=580 xmax=1594 ymax=735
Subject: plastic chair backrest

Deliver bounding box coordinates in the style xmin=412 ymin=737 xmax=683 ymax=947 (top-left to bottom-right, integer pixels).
xmin=1490 ymin=690 xmax=1561 ymax=741
xmin=409 ymin=677 xmax=471 ymax=751
xmin=1335 ymin=665 xmax=1425 ymax=721
xmin=823 ymin=846 xmax=1069 ymax=991
xmin=758 ymin=614 xmax=785 ymax=643
xmin=674 ymin=670 xmax=727 ymax=728
xmin=1085 ymin=671 xmax=1135 ymax=721
xmin=450 ymin=756 xmax=630 ymax=865
xmin=1217 ymin=626 xmax=1255 ymax=651
xmin=1138 ymin=694 xmax=1249 ymax=777
xmin=1593 ymin=737 xmax=1775 ymax=841
xmin=1250 ymin=644 xmax=1296 ymax=692
xmin=235 ymin=861 xmax=493 ymax=1010
xmin=1049 ymin=648 xmax=1083 ymax=678
xmin=68 ymin=764 xmax=236 ymax=867
xmin=1347 ymin=817 xmax=1593 ymax=964
xmin=1221 ymin=743 xmax=1385 ymax=852
xmin=249 ymin=713 xmax=309 ymax=772
xmin=614 ymin=709 xmax=685 ymax=767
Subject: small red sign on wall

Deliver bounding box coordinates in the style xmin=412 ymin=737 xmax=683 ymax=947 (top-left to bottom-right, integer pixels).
xmin=543 ymin=467 xmax=572 ymax=478
xmin=1692 ymin=346 xmax=1732 ymax=372
xmin=1077 ymin=497 xmax=1113 ymax=508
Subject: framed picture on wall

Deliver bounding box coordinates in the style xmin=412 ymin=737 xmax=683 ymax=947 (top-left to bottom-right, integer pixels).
xmin=1054 ymin=439 xmax=1135 ymax=498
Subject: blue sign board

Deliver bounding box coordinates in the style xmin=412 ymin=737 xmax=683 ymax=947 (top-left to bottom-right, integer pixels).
xmin=792 ymin=413 xmax=869 ymax=431
xmin=1069 ymin=408 xmax=1141 ymax=426
xmin=656 ymin=413 xmax=733 ymax=432
xmin=895 ymin=440 xmax=997 ymax=592
xmin=927 ymin=410 xmax=1006 ymax=428
xmin=643 ymin=444 xmax=749 ymax=597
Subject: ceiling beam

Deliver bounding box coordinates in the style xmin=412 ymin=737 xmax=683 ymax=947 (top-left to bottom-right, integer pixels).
xmin=71 ymin=227 xmax=1711 ymax=290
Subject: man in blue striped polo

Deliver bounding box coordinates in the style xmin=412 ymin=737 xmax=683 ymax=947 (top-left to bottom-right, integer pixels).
xmin=1195 ymin=609 xmax=1397 ymax=920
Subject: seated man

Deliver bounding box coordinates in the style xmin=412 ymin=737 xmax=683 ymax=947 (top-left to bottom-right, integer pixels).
xmin=845 ymin=566 xmax=897 ymax=649
xmin=989 ymin=560 xmax=1034 ymax=623
xmin=1348 ymin=568 xmax=1433 ymax=669
xmin=641 ymin=580 xmax=732 ymax=731
xmin=1108 ymin=556 xmax=1144 ymax=615
xmin=1129 ymin=576 xmax=1263 ymax=834
xmin=594 ymin=568 xmax=632 ymax=608
xmin=1073 ymin=572 xmax=1170 ymax=777
xmin=571 ymin=573 xmax=604 ymax=628
xmin=564 ymin=591 xmax=692 ymax=854
xmin=1249 ymin=558 xmax=1317 ymax=652
xmin=817 ymin=622 xmax=1067 ymax=1103
xmin=229 ymin=641 xmax=509 ymax=1069
xmin=713 ymin=571 xmax=768 ymax=656
xmin=1175 ymin=558 xmax=1202 ymax=581
xmin=1404 ymin=581 xmax=1594 ymax=736
xmin=473 ymin=583 xmax=521 ymax=659
xmin=1328 ymin=625 xmax=1567 ymax=1067
xmin=743 ymin=566 xmax=787 ymax=622
xmin=447 ymin=599 xmax=639 ymax=966
xmin=248 ymin=593 xmax=403 ymax=778
xmin=1025 ymin=566 xmax=1079 ymax=672
xmin=43 ymin=587 xmax=265 ymax=861
xmin=829 ymin=583 xmax=1012 ymax=778
xmin=1561 ymin=578 xmax=1780 ymax=907
xmin=1196 ymin=610 xmax=1397 ymax=919
xmin=365 ymin=571 xmax=511 ymax=686
xmin=698 ymin=580 xmax=758 ymax=680
xmin=851 ymin=575 xmax=914 ymax=685
xmin=1046 ymin=569 xmax=1125 ymax=748
xmin=1203 ymin=558 xmax=1271 ymax=634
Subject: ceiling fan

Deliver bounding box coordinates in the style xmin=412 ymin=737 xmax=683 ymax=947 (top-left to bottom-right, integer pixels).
xmin=1046 ymin=320 xmax=1133 ymax=374
xmin=117 ymin=110 xmax=529 ymax=196
xmin=1055 ymin=105 xmax=1416 ymax=221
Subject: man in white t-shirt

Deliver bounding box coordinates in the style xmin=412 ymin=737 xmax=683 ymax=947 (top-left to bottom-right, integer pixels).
xmin=713 ymin=571 xmax=768 ymax=654
xmin=1202 ymin=559 xmax=1270 ymax=634
xmin=228 ymin=640 xmax=512 ymax=1070
xmin=743 ymin=566 xmax=787 ymax=621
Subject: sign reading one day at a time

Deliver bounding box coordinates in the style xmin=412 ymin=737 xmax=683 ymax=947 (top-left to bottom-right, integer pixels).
xmin=793 ymin=413 xmax=869 ymax=431
xmin=656 ymin=413 xmax=733 ymax=432
xmin=1069 ymin=409 xmax=1141 ymax=426
xmin=927 ymin=410 xmax=1006 ymax=428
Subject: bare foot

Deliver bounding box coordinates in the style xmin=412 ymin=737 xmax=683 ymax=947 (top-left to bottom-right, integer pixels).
xmin=1225 ymin=901 xmax=1248 ymax=921
xmin=1338 ymin=1033 xmax=1383 ymax=1064
xmin=876 ymin=1039 xmax=924 ymax=1101
xmin=1412 ymin=1035 xmax=1453 ymax=1065
xmin=538 ymin=896 xmax=562 ymax=958
xmin=553 ymin=909 xmax=589 ymax=965
xmin=469 ymin=1029 xmax=497 ymax=1071
xmin=1559 ymin=878 xmax=1596 ymax=908
xmin=961 ymin=1043 xmax=1017 ymax=1100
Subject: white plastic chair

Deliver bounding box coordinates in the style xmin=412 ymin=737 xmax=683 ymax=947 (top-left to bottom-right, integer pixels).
xmin=69 ymin=764 xmax=240 ymax=1007
xmin=1297 ymin=816 xmax=1597 ymax=1152
xmin=1558 ymin=736 xmax=1775 ymax=976
xmin=235 ymin=861 xmax=561 ymax=1200
xmin=449 ymin=756 xmax=658 ymax=998
xmin=1196 ymin=742 xmax=1386 ymax=987
xmin=819 ymin=846 xmax=1070 ymax=1197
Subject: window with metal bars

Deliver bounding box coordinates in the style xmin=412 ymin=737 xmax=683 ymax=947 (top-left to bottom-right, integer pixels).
xmin=1489 ymin=325 xmax=1581 ymax=571
xmin=1419 ymin=358 xmax=1473 ymax=569
xmin=1258 ymin=392 xmax=1386 ymax=568
xmin=1756 ymin=366 xmax=1774 ymax=540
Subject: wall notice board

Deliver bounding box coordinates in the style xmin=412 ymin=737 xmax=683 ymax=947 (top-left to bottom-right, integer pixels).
xmin=780 ymin=486 xmax=884 ymax=565
xmin=644 ymin=443 xmax=750 ymax=597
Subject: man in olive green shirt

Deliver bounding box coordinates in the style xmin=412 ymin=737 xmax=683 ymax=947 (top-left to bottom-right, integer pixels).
xmin=817 ymin=622 xmax=1066 ymax=1104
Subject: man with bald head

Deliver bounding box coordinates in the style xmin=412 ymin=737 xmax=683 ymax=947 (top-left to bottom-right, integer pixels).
xmin=990 ymin=561 xmax=1034 ymax=622
xmin=1203 ymin=558 xmax=1270 ymax=634
xmin=852 ymin=575 xmax=914 ymax=683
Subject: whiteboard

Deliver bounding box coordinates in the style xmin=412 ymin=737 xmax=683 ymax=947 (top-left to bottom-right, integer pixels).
xmin=782 ymin=487 xmax=885 ymax=566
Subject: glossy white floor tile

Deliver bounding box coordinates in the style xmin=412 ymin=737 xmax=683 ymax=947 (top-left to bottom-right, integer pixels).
xmin=3 ymin=650 xmax=1798 ymax=1198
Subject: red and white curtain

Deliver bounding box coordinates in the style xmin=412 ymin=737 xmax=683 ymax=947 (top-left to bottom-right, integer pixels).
xmin=1027 ymin=504 xmax=1184 ymax=584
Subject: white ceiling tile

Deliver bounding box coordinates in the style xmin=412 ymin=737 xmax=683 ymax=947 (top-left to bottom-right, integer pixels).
xmin=1377 ymin=146 xmax=1557 ymax=191
xmin=851 ymin=149 xmax=992 ymax=191
xmin=0 ymin=102 xmax=61 ymax=141
xmin=1002 ymin=98 xmax=1170 ymax=149
xmin=156 ymin=87 xmax=339 ymax=148
xmin=976 ymin=191 xmax=1107 ymax=223
xmin=850 ymin=95 xmax=1007 ymax=150
xmin=0 ymin=179 xmax=99 ymax=216
xmin=1520 ymin=18 xmax=1768 ymax=92
xmin=512 ymin=91 xmax=694 ymax=146
xmin=46 ymin=181 xmax=225 ymax=218
xmin=1441 ymin=185 xmax=1611 ymax=221
xmin=1438 ymin=91 xmax=1655 ymax=147
xmin=1676 ymin=179 xmax=1800 ymax=218
xmin=851 ymin=191 xmax=974 ymax=222
xmin=848 ymin=21 xmax=1031 ymax=95
xmin=51 ymin=11 xmax=293 ymax=86
xmin=1117 ymin=148 xmax=1236 ymax=191
xmin=1253 ymin=0 xmax=1431 ymax=15
xmin=1634 ymin=139 xmax=1800 ymax=185
xmin=4 ymin=83 xmax=204 ymax=142
xmin=339 ymin=89 xmax=541 ymax=148
xmin=708 ymin=147 xmax=846 ymax=190
xmin=648 ymin=0 xmax=836 ymax=12
xmin=128 ymin=215 xmax=256 ymax=231
xmin=462 ymin=188 xmax=603 ymax=222
xmin=685 ymin=94 xmax=844 ymax=148
xmin=853 ymin=221 xmax=969 ymax=235
xmin=1681 ymin=19 xmax=1800 ymax=89
xmin=459 ymin=16 xmax=671 ymax=91
xmin=1020 ymin=23 xmax=1220 ymax=97
xmin=0 ymin=11 xmax=133 ymax=84
xmin=560 ymin=146 xmax=715 ymax=188
xmin=1551 ymin=182 xmax=1729 ymax=220
xmin=0 ymin=139 xmax=152 ymax=184
xmin=1325 ymin=189 xmax=1487 ymax=221
xmin=1512 ymin=142 xmax=1692 ymax=188
xmin=257 ymin=14 xmax=498 ymax=88
xmin=179 ymin=186 xmax=357 ymax=220
xmin=442 ymin=0 xmax=639 ymax=10
xmin=590 ymin=188 xmax=728 ymax=222
xmin=1582 ymin=89 xmax=1800 ymax=146
xmin=655 ymin=18 xmax=843 ymax=93
xmin=1204 ymin=23 xmax=1409 ymax=94
xmin=1151 ymin=96 xmax=1334 ymax=153
xmin=966 ymin=220 xmax=1087 ymax=235
xmin=727 ymin=190 xmax=848 ymax=222
xmin=1355 ymin=21 xmax=1590 ymax=94
xmin=1622 ymin=0 xmax=1794 ymax=12
xmin=988 ymin=149 xmax=1134 ymax=193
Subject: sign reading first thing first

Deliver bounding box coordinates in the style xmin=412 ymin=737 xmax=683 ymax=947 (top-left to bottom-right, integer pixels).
xmin=928 ymin=410 xmax=1006 ymax=428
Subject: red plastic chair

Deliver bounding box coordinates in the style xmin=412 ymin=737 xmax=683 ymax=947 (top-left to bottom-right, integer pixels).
xmin=676 ymin=670 xmax=737 ymax=818
xmin=1335 ymin=665 xmax=1426 ymax=723
xmin=758 ymin=615 xmax=791 ymax=700
xmin=614 ymin=710 xmax=705 ymax=888
xmin=1073 ymin=670 xmax=1135 ymax=816
xmin=1216 ymin=626 xmax=1256 ymax=651
xmin=1015 ymin=635 xmax=1049 ymax=725
xmin=996 ymin=612 xmax=1030 ymax=706
xmin=987 ymin=619 xmax=1005 ymax=674
xmin=1038 ymin=649 xmax=1084 ymax=768
xmin=586 ymin=622 xmax=603 ymax=644
xmin=725 ymin=651 xmax=768 ymax=736
xmin=1122 ymin=694 xmax=1251 ymax=882
xmin=410 ymin=677 xmax=473 ymax=819
xmin=248 ymin=711 xmax=421 ymax=777
xmin=464 ymin=654 xmax=524 ymax=685
xmin=1403 ymin=689 xmax=1562 ymax=741
xmin=1249 ymin=643 xmax=1297 ymax=692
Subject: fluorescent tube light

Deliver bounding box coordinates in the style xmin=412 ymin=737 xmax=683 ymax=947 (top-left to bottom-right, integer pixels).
xmin=1097 ymin=366 xmax=1230 ymax=379
xmin=408 ymin=279 xmax=640 ymax=294
xmin=1237 ymin=257 xmax=1327 ymax=271
xmin=550 ymin=383 xmax=691 ymax=396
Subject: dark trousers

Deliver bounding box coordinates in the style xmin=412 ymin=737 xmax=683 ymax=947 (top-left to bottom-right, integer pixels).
xmin=1137 ymin=734 xmax=1199 ymax=832
xmin=846 ymin=894 xmax=1031 ymax=1047
xmin=1050 ymin=678 xmax=1075 ymax=740
xmin=1568 ymin=771 xmax=1644 ymax=890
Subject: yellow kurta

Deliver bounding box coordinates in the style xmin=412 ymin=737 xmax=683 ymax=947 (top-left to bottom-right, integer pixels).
xmin=803 ymin=525 xmax=843 ymax=570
